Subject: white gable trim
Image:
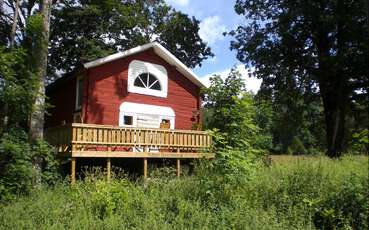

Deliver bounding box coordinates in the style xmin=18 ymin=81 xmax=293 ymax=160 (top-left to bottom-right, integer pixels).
xmin=83 ymin=42 xmax=205 ymax=88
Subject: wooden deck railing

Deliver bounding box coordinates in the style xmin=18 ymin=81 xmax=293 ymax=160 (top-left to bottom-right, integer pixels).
xmin=45 ymin=123 xmax=213 ymax=158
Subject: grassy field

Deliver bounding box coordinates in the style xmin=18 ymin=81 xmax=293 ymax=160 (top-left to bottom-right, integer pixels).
xmin=270 ymin=154 xmax=368 ymax=164
xmin=0 ymin=155 xmax=368 ymax=230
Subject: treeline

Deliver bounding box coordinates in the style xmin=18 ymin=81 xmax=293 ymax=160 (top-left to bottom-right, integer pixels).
xmin=226 ymin=0 xmax=369 ymax=156
xmin=202 ymin=68 xmax=368 ymax=156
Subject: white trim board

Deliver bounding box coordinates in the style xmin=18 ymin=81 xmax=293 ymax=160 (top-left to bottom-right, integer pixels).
xmin=83 ymin=42 xmax=205 ymax=88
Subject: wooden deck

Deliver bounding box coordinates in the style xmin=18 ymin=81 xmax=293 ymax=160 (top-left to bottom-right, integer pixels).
xmin=45 ymin=123 xmax=213 ymax=182
xmin=45 ymin=123 xmax=213 ymax=158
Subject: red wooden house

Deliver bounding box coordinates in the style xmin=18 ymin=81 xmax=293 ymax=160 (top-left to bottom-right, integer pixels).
xmin=45 ymin=42 xmax=212 ymax=181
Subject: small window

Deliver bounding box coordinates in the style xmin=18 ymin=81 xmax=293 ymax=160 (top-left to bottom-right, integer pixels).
xmin=124 ymin=115 xmax=133 ymax=126
xmin=161 ymin=119 xmax=170 ymax=124
xmin=160 ymin=119 xmax=171 ymax=129
xmin=75 ymin=77 xmax=84 ymax=110
xmin=133 ymin=73 xmax=161 ymax=91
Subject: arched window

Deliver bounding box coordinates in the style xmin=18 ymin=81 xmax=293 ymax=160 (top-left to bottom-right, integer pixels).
xmin=128 ymin=60 xmax=168 ymax=98
xmin=134 ymin=73 xmax=161 ymax=91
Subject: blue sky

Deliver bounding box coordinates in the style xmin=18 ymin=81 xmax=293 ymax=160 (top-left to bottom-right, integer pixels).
xmin=165 ymin=0 xmax=261 ymax=93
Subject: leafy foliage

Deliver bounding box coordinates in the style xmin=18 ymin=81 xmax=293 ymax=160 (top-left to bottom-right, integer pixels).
xmin=0 ymin=129 xmax=60 ymax=201
xmin=48 ymin=0 xmax=213 ymax=76
xmin=349 ymin=129 xmax=369 ymax=154
xmin=0 ymin=47 xmax=37 ymax=131
xmin=202 ymin=68 xmax=265 ymax=152
xmin=229 ymin=0 xmax=369 ymax=157
xmin=0 ymin=129 xmax=34 ymax=201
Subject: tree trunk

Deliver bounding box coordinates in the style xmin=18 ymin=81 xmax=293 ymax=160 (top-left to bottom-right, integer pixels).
xmin=316 ymin=1 xmax=349 ymax=158
xmin=320 ymin=88 xmax=347 ymax=157
xmin=29 ymin=0 xmax=52 ymax=182
xmin=29 ymin=0 xmax=52 ymax=142
xmin=9 ymin=0 xmax=20 ymax=48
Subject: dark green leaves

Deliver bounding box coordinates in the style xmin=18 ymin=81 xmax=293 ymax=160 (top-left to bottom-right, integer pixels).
xmin=48 ymin=0 xmax=213 ymax=75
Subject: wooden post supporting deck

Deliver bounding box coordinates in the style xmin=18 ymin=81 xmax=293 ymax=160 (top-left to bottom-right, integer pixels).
xmin=107 ymin=157 xmax=111 ymax=182
xmin=143 ymin=158 xmax=148 ymax=179
xmin=71 ymin=157 xmax=76 ymax=184
xmin=176 ymin=159 xmax=181 ymax=178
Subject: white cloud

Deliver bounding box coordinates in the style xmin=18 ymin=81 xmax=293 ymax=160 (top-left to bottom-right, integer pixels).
xmin=166 ymin=0 xmax=190 ymax=7
xmin=199 ymin=16 xmax=227 ymax=45
xmin=200 ymin=65 xmax=262 ymax=94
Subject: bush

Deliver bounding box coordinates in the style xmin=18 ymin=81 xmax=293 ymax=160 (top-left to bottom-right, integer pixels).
xmin=349 ymin=129 xmax=369 ymax=154
xmin=0 ymin=129 xmax=61 ymax=201
xmin=0 ymin=129 xmax=34 ymax=201
xmin=287 ymin=136 xmax=307 ymax=155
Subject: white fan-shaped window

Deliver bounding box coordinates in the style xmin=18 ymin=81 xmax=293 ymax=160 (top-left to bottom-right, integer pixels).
xmin=134 ymin=73 xmax=161 ymax=91
xmin=128 ymin=60 xmax=168 ymax=98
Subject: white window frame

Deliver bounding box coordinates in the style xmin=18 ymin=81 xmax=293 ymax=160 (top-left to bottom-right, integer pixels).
xmin=128 ymin=60 xmax=168 ymax=98
xmin=75 ymin=76 xmax=84 ymax=110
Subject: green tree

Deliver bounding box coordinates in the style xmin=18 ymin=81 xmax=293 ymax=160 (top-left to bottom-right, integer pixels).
xmin=0 ymin=47 xmax=37 ymax=134
xmin=202 ymin=68 xmax=261 ymax=152
xmin=1 ymin=0 xmax=212 ymax=79
xmin=229 ymin=0 xmax=368 ymax=157
xmin=48 ymin=0 xmax=212 ymax=77
xmin=256 ymin=85 xmax=326 ymax=154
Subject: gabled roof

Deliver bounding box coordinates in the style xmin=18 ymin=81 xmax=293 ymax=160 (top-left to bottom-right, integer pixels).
xmin=83 ymin=42 xmax=205 ymax=88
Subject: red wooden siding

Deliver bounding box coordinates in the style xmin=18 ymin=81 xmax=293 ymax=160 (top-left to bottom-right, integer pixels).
xmin=84 ymin=49 xmax=201 ymax=130
xmin=45 ymin=76 xmax=77 ymax=127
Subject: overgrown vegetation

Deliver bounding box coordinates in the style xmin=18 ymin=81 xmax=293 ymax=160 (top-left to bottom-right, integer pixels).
xmin=0 ymin=128 xmax=60 ymax=201
xmin=0 ymin=156 xmax=367 ymax=230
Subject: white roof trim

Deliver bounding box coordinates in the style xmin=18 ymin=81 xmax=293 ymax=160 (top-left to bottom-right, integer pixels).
xmin=119 ymin=102 xmax=175 ymax=117
xmin=83 ymin=42 xmax=205 ymax=88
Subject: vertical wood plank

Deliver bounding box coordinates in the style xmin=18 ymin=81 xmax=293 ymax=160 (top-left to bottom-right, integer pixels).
xmin=176 ymin=158 xmax=181 ymax=178
xmin=143 ymin=158 xmax=148 ymax=179
xmin=107 ymin=157 xmax=111 ymax=182
xmin=71 ymin=157 xmax=76 ymax=184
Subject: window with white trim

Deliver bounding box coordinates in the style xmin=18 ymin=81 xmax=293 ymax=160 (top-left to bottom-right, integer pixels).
xmin=120 ymin=112 xmax=137 ymax=127
xmin=123 ymin=115 xmax=133 ymax=126
xmin=75 ymin=76 xmax=84 ymax=110
xmin=128 ymin=60 xmax=168 ymax=97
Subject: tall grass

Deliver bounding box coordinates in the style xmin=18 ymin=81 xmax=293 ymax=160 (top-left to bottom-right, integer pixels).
xmin=0 ymin=155 xmax=367 ymax=230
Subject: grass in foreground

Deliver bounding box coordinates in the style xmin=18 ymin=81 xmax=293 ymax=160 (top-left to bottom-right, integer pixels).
xmin=0 ymin=155 xmax=368 ymax=230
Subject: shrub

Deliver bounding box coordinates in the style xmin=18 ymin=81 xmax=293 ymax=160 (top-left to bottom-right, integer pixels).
xmin=349 ymin=129 xmax=369 ymax=154
xmin=0 ymin=129 xmax=61 ymax=201
xmin=287 ymin=136 xmax=307 ymax=155
xmin=0 ymin=129 xmax=34 ymax=201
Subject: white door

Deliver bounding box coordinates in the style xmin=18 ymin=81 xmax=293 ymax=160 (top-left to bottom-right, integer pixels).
xmin=119 ymin=102 xmax=176 ymax=152
xmin=136 ymin=114 xmax=160 ymax=128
